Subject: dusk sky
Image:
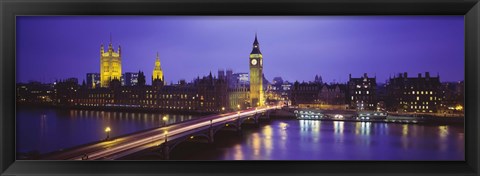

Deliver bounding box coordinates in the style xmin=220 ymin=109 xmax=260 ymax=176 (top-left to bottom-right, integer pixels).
xmin=17 ymin=16 xmax=464 ymax=84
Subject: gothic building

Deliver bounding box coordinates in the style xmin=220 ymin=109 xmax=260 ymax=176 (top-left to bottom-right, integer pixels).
xmin=100 ymin=39 xmax=122 ymax=87
xmin=152 ymin=52 xmax=164 ymax=87
xmin=249 ymin=34 xmax=265 ymax=107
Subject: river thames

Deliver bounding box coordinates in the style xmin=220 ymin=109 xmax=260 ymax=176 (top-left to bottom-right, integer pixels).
xmin=17 ymin=107 xmax=464 ymax=160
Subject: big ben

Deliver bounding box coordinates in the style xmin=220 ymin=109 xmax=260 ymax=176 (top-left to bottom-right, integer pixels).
xmin=249 ymin=34 xmax=264 ymax=107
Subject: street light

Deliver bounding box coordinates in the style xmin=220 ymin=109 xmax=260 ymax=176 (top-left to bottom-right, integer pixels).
xmin=162 ymin=116 xmax=168 ymax=127
xmin=164 ymin=131 xmax=168 ymax=143
xmin=105 ymin=127 xmax=111 ymax=140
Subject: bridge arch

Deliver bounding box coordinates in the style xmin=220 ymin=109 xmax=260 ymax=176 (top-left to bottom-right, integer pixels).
xmin=212 ymin=122 xmax=240 ymax=135
xmin=166 ymin=133 xmax=212 ymax=154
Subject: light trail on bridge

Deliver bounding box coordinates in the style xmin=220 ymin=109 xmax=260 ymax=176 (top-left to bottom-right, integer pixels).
xmin=44 ymin=106 xmax=280 ymax=160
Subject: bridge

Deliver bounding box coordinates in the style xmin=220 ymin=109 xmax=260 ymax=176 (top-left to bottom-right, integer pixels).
xmin=44 ymin=106 xmax=281 ymax=160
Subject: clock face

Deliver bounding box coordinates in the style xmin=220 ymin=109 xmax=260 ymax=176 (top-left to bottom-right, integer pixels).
xmin=251 ymin=59 xmax=257 ymax=65
xmin=260 ymin=59 xmax=262 ymax=66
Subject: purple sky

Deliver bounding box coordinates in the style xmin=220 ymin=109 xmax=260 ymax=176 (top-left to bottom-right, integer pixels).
xmin=17 ymin=16 xmax=464 ymax=84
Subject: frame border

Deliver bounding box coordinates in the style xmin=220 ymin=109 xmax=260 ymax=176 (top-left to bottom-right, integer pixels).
xmin=1 ymin=0 xmax=479 ymax=175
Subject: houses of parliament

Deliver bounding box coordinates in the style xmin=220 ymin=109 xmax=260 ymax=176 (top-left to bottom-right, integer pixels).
xmin=16 ymin=34 xmax=465 ymax=114
xmin=20 ymin=35 xmax=268 ymax=113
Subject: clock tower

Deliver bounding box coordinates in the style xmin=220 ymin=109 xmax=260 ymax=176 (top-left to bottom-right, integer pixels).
xmin=249 ymin=34 xmax=264 ymax=107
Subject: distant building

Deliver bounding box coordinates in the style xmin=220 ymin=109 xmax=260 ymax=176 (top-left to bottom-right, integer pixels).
xmin=318 ymin=83 xmax=346 ymax=106
xmin=232 ymin=73 xmax=249 ymax=87
xmin=386 ymin=72 xmax=441 ymax=113
xmin=86 ymin=73 xmax=100 ymax=89
xmin=55 ymin=78 xmax=80 ymax=105
xmin=347 ymin=73 xmax=377 ymax=110
xmin=124 ymin=72 xmax=139 ymax=86
xmin=291 ymin=81 xmax=321 ymax=106
xmin=218 ymin=69 xmax=225 ymax=80
xmin=439 ymin=81 xmax=464 ymax=114
xmin=16 ymin=82 xmax=55 ymax=104
xmin=226 ymin=69 xmax=233 ymax=88
xmin=272 ymin=77 xmax=283 ymax=86
xmin=290 ymin=81 xmax=347 ymax=109
xmin=267 ymin=77 xmax=286 ymax=102
xmin=314 ymin=75 xmax=323 ymax=84
xmin=376 ymin=83 xmax=388 ymax=111
xmin=262 ymin=74 xmax=270 ymax=92
xmin=281 ymin=81 xmax=293 ymax=105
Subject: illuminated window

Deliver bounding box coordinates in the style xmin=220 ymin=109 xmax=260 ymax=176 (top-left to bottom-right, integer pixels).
xmin=416 ymin=96 xmax=419 ymax=101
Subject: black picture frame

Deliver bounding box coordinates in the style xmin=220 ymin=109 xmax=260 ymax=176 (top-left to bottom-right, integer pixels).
xmin=1 ymin=0 xmax=479 ymax=175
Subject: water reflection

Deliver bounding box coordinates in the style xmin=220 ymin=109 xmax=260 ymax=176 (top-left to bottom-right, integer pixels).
xmin=17 ymin=107 xmax=199 ymax=154
xmin=205 ymin=120 xmax=464 ymax=160
xmin=232 ymin=144 xmax=244 ymax=160
xmin=17 ymin=107 xmax=465 ymax=160
xmin=333 ymin=121 xmax=344 ymax=134
xmin=263 ymin=125 xmax=273 ymax=157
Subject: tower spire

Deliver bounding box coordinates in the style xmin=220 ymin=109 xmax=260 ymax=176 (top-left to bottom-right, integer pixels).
xmin=251 ymin=33 xmax=261 ymax=54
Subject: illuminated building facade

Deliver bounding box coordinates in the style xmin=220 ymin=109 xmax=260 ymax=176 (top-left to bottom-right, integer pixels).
xmin=152 ymin=52 xmax=164 ymax=86
xmin=69 ymin=74 xmax=228 ymax=113
xmin=347 ymin=73 xmax=377 ymax=110
xmin=100 ymin=40 xmax=122 ymax=87
xmin=228 ymin=87 xmax=250 ymax=110
xmin=386 ymin=72 xmax=441 ymax=113
xmin=249 ymin=34 xmax=265 ymax=107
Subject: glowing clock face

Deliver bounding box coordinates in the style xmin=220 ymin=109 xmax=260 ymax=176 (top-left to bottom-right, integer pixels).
xmin=251 ymin=59 xmax=257 ymax=65
xmin=260 ymin=59 xmax=262 ymax=66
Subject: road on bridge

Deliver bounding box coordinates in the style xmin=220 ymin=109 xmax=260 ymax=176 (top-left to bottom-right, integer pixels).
xmin=43 ymin=106 xmax=280 ymax=160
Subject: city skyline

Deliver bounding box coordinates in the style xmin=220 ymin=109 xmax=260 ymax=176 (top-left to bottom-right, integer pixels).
xmin=17 ymin=16 xmax=464 ymax=84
